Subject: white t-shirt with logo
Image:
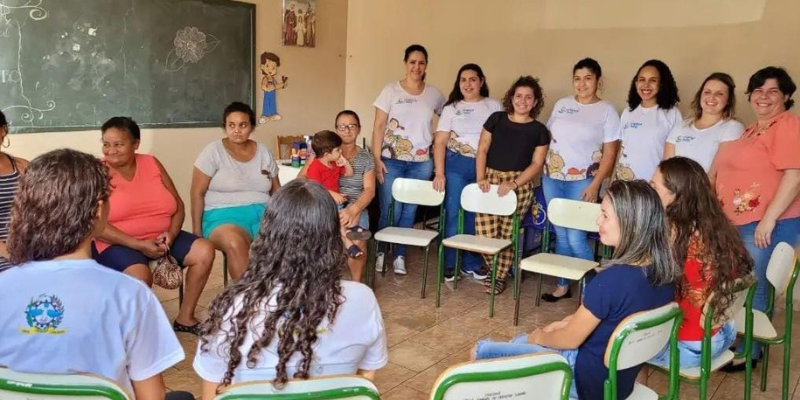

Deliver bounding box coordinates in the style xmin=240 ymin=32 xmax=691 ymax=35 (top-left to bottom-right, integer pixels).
xmin=373 ymin=82 xmax=445 ymax=162
xmin=436 ymin=98 xmax=503 ymax=158
xmin=545 ymin=96 xmax=621 ymax=181
xmin=193 ymin=280 xmax=388 ymax=384
xmin=666 ymin=119 xmax=744 ymax=172
xmin=616 ymin=105 xmax=683 ymax=181
xmin=0 ymin=259 xmax=184 ymax=396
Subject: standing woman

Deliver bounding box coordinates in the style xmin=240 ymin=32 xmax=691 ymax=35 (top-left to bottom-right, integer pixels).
xmin=664 ymin=73 xmax=744 ymax=172
xmin=476 ymin=76 xmax=550 ymax=295
xmin=372 ymin=44 xmax=445 ymax=275
xmin=0 ymin=111 xmax=28 ymax=273
xmin=433 ymin=63 xmax=502 ymax=281
xmin=616 ymin=59 xmax=682 ymax=182
xmin=713 ymin=67 xmax=800 ymax=370
xmin=540 ymin=58 xmax=620 ymax=302
xmin=191 ymin=102 xmax=281 ymax=281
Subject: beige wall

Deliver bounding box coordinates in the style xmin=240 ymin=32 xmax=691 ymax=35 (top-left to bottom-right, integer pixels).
xmin=9 ymin=0 xmax=348 ymax=229
xmin=345 ymin=0 xmax=800 ymax=144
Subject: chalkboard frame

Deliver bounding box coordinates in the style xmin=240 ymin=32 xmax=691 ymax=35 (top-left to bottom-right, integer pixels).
xmin=6 ymin=0 xmax=257 ymax=134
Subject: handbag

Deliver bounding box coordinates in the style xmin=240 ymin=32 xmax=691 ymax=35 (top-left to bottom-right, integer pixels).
xmin=150 ymin=250 xmax=183 ymax=290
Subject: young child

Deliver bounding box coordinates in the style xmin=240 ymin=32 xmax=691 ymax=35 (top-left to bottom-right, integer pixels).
xmin=307 ymin=130 xmax=370 ymax=258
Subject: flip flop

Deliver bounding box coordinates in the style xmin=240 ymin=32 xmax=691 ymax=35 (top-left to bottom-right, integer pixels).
xmin=345 ymin=225 xmax=372 ymax=241
xmin=173 ymin=320 xmax=201 ymax=336
xmin=346 ymin=244 xmax=364 ymax=259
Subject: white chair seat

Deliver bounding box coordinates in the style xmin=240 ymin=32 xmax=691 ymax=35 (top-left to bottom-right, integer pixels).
xmin=570 ymin=383 xmax=657 ymax=400
xmin=734 ymin=309 xmax=778 ymax=340
xmin=374 ymin=227 xmax=439 ymax=247
xmin=676 ymin=349 xmax=735 ymax=379
xmin=521 ymin=253 xmax=599 ymax=281
xmin=442 ymin=234 xmax=511 ymax=254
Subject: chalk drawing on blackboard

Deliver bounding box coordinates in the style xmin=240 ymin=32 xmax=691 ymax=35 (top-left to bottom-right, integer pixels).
xmin=0 ymin=0 xmax=48 ymax=22
xmin=165 ymin=26 xmax=220 ymax=72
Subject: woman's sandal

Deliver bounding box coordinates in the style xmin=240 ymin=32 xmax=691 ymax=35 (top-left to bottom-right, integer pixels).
xmin=173 ymin=320 xmax=201 ymax=336
xmin=345 ymin=225 xmax=372 ymax=241
xmin=346 ymin=244 xmax=364 ymax=259
xmin=483 ymin=278 xmax=506 ymax=295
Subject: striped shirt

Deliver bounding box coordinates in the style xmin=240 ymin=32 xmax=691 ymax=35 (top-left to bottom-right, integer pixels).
xmin=339 ymin=147 xmax=374 ymax=202
xmin=0 ymin=154 xmax=20 ymax=272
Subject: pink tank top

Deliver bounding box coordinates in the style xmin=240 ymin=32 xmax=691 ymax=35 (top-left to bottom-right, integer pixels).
xmin=95 ymin=154 xmax=178 ymax=253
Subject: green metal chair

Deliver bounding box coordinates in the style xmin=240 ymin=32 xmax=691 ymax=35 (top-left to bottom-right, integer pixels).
xmin=374 ymin=178 xmax=445 ymax=298
xmin=435 ymin=183 xmax=519 ymax=318
xmin=0 ymin=367 xmax=130 ymax=400
xmin=589 ymin=302 xmax=683 ymax=400
xmin=648 ymin=280 xmax=755 ymax=400
xmin=430 ymin=352 xmax=573 ymax=400
xmin=214 ymin=375 xmax=380 ymax=400
xmin=734 ymin=242 xmax=799 ymax=400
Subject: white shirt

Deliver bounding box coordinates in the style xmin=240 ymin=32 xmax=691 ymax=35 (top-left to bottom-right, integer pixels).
xmin=436 ymin=98 xmax=503 ymax=158
xmin=193 ymin=281 xmax=388 ymax=383
xmin=0 ymin=259 xmax=184 ymax=397
xmin=616 ymin=105 xmax=683 ymax=181
xmin=666 ymin=119 xmax=744 ymax=172
xmin=373 ymin=82 xmax=445 ymax=162
xmin=194 ymin=140 xmax=280 ymax=210
xmin=545 ymin=96 xmax=621 ymax=181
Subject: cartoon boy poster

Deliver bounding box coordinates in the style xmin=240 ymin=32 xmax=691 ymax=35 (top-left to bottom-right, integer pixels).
xmin=259 ymin=52 xmax=289 ymax=124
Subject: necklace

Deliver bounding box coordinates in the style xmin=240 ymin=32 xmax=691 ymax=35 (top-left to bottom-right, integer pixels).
xmin=747 ymin=120 xmax=776 ymax=138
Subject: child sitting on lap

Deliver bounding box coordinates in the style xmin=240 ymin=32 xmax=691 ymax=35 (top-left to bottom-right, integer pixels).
xmin=306 ymin=130 xmax=371 ymax=257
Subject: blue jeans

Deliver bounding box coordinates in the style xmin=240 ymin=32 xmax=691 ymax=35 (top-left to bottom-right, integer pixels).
xmin=378 ymin=157 xmax=434 ymax=257
xmin=649 ymin=322 xmax=737 ymax=368
xmin=475 ymin=334 xmax=578 ymax=399
xmin=443 ymin=151 xmax=481 ymax=272
xmin=542 ymin=175 xmax=594 ymax=287
xmin=735 ymin=216 xmax=800 ymax=358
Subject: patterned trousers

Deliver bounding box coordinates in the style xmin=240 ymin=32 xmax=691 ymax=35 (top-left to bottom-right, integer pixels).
xmin=476 ymin=168 xmax=533 ymax=280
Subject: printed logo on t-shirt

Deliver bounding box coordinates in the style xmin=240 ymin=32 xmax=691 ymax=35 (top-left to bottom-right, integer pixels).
xmin=674 ymin=135 xmax=696 ymax=143
xmin=623 ymin=122 xmax=643 ymax=130
xmin=395 ymin=98 xmax=418 ymax=105
xmin=454 ymin=109 xmax=475 ymax=117
xmin=557 ymin=106 xmax=580 ymax=115
xmin=21 ymin=294 xmax=66 ymax=335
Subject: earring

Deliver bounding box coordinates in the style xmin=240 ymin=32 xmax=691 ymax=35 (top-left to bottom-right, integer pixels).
xmin=2 ymin=135 xmax=9 ymax=149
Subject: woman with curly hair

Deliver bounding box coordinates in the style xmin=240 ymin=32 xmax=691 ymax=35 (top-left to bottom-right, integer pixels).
xmin=648 ymin=156 xmax=753 ymax=369
xmin=193 ymin=179 xmax=388 ymax=397
xmin=475 ymin=75 xmax=550 ymax=295
xmin=616 ymin=59 xmax=682 ymax=182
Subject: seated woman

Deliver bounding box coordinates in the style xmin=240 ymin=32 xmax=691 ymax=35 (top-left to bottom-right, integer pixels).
xmin=194 ymin=180 xmax=388 ymax=399
xmin=93 ymin=116 xmax=214 ymax=334
xmin=648 ymin=157 xmax=753 ymax=368
xmin=191 ymin=102 xmax=281 ymax=280
xmin=0 ymin=149 xmax=192 ymax=400
xmin=0 ymin=110 xmax=28 ymax=273
xmin=472 ymin=180 xmax=679 ymax=400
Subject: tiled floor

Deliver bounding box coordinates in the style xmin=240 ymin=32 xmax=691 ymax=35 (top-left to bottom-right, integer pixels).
xmin=156 ymin=248 xmax=800 ymax=399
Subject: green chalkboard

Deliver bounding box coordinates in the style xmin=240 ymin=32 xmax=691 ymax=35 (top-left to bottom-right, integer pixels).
xmin=0 ymin=0 xmax=255 ymax=133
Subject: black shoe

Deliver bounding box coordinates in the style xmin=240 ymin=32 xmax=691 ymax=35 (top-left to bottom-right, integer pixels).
xmin=444 ymin=270 xmax=461 ymax=282
xmin=720 ymin=358 xmax=758 ymax=373
xmin=541 ymin=289 xmax=572 ymax=303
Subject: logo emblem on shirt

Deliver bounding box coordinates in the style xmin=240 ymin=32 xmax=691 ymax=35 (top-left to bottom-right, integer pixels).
xmin=557 ymin=106 xmax=579 ymax=115
xmin=623 ymin=122 xmax=643 ymax=130
xmin=675 ymin=136 xmax=695 ymax=143
xmin=21 ymin=294 xmax=66 ymax=335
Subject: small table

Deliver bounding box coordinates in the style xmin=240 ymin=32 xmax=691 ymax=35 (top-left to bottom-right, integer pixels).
xmin=277 ymin=161 xmax=302 ymax=183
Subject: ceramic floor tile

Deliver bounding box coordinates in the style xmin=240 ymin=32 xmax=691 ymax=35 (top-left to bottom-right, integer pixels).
xmin=382 ymin=385 xmax=429 ymax=400
xmin=163 ymin=368 xmax=203 ymax=398
xmin=372 ymin=362 xmax=417 ymax=393
xmin=388 ymin=340 xmax=451 ymax=372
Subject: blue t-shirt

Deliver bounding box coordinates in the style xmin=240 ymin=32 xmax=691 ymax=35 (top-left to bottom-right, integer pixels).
xmin=575 ymin=264 xmax=675 ymax=400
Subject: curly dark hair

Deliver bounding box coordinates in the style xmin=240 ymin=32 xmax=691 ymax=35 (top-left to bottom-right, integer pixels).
xmin=501 ymin=75 xmax=545 ymax=119
xmin=199 ymin=179 xmax=346 ymax=391
xmin=627 ymin=59 xmax=680 ymax=111
xmin=746 ymin=66 xmax=796 ymax=110
xmin=658 ymin=157 xmax=754 ymax=324
xmin=7 ymin=149 xmax=110 ymax=263
xmin=689 ymin=72 xmax=737 ymax=121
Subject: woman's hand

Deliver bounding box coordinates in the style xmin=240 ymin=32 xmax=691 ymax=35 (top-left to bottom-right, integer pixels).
xmin=330 ymin=191 xmax=346 ymax=205
xmin=478 ymin=179 xmax=490 ymax=193
xmin=580 ymin=182 xmax=601 ymax=203
xmin=374 ymin=159 xmax=388 ymax=184
xmin=497 ymin=181 xmax=515 ymax=197
xmin=339 ymin=205 xmax=360 ymax=228
xmin=754 ymin=218 xmax=776 ymax=249
xmin=432 ymin=174 xmax=446 ymax=192
xmin=156 ymin=231 xmax=173 ymax=249
xmin=138 ymin=239 xmax=166 ymax=258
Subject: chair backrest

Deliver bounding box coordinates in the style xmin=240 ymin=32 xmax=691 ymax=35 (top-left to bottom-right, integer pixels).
xmin=604 ymin=302 xmax=682 ymax=371
xmin=275 ymin=135 xmax=306 ymax=160
xmin=702 ymin=278 xmax=753 ymax=329
xmin=430 ymin=353 xmax=572 ymax=400
xmin=459 ymin=184 xmax=517 ymax=216
xmin=391 ymin=178 xmax=445 ymax=206
xmin=547 ymin=198 xmax=601 ymax=233
xmin=0 ymin=368 xmax=130 ymax=400
xmin=215 ymin=375 xmax=379 ymax=400
xmin=766 ymin=242 xmax=799 ymax=297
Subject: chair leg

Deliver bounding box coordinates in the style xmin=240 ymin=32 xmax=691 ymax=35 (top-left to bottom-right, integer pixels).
xmin=535 ymin=273 xmax=543 ymax=307
xmin=489 ymin=254 xmax=499 ymax=318
xmin=365 ymin=238 xmax=374 ymax=289
xmin=783 ymin=333 xmax=792 ymax=400
xmin=453 ymin=249 xmax=461 ymax=290
xmin=379 ymin=241 xmax=388 ymax=277
xmin=436 ymin=242 xmax=444 ymax=308
xmin=760 ymin=344 xmax=769 ymax=392
xmin=223 ymin=252 xmax=228 ymax=287
xmin=699 ymin=371 xmax=708 ymax=400
xmin=513 ymin=268 xmax=522 ymax=326
xmin=421 ymin=245 xmax=430 ymax=299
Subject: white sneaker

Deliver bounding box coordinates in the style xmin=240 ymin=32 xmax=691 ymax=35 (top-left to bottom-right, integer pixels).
xmin=393 ymin=256 xmax=407 ymax=275
xmin=375 ymin=252 xmax=385 ymax=272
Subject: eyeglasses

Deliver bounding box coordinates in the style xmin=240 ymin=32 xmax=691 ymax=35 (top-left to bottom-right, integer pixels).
xmin=335 ymin=124 xmax=360 ymax=132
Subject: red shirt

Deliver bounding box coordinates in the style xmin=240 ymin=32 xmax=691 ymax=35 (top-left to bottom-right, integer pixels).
xmin=677 ymin=239 xmax=718 ymax=341
xmin=306 ymin=158 xmax=345 ymax=192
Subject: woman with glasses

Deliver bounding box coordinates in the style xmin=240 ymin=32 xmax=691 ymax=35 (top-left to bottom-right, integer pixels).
xmin=301 ymin=110 xmax=375 ymax=282
xmin=191 ymin=102 xmax=281 ymax=281
xmin=0 ymin=110 xmax=28 ymax=273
